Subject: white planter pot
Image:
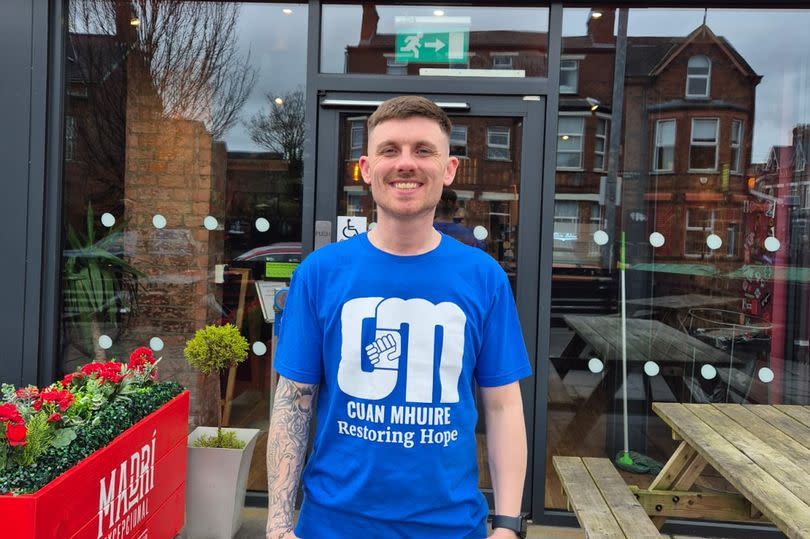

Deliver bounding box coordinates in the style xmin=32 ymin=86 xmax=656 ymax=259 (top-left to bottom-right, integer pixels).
xmin=185 ymin=427 xmax=260 ymax=539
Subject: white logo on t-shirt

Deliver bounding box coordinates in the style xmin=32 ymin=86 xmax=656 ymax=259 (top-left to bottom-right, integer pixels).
xmin=337 ymin=297 xmax=466 ymax=403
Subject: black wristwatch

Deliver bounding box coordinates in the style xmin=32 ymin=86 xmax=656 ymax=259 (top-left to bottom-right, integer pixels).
xmin=491 ymin=514 xmax=527 ymax=538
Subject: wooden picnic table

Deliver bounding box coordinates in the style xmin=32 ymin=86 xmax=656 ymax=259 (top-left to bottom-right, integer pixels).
xmin=625 ymin=294 xmax=738 ymax=311
xmin=559 ymin=315 xmax=733 ymax=457
xmin=640 ymin=403 xmax=810 ymax=538
xmin=561 ymin=315 xmax=730 ymax=366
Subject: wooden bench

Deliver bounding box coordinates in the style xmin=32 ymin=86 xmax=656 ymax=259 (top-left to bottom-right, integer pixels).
xmin=553 ymin=456 xmax=664 ymax=538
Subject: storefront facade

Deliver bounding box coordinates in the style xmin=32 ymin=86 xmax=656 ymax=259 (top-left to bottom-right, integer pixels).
xmin=2 ymin=1 xmax=809 ymax=534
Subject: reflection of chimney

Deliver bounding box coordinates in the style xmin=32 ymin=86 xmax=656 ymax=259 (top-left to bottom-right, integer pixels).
xmin=587 ymin=8 xmax=615 ymax=45
xmin=360 ymin=4 xmax=380 ymax=45
xmin=114 ymin=2 xmax=137 ymax=43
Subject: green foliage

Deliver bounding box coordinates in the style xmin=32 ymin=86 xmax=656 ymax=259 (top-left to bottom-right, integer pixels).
xmin=50 ymin=427 xmax=77 ymax=449
xmin=0 ymin=382 xmax=183 ymax=495
xmin=191 ymin=428 xmax=246 ymax=449
xmin=15 ymin=413 xmax=54 ymax=467
xmin=183 ymin=323 xmax=249 ymax=376
xmin=62 ymin=205 xmax=143 ymax=356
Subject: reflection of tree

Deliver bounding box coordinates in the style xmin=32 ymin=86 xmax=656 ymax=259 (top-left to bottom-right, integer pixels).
xmin=71 ymin=0 xmax=256 ymax=140
xmin=246 ymin=87 xmax=306 ymax=178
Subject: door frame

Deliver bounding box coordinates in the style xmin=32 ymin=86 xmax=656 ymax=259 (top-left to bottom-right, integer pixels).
xmin=313 ymin=92 xmax=545 ymax=513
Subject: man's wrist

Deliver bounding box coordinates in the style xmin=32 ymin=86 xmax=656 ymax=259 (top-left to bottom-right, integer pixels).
xmin=491 ymin=514 xmax=527 ymax=538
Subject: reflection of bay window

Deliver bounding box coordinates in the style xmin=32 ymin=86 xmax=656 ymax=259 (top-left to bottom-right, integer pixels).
xmin=560 ymin=59 xmax=579 ymax=94
xmin=557 ymin=116 xmax=584 ymax=169
xmin=685 ymin=208 xmax=715 ymax=257
xmin=486 ymin=126 xmax=510 ymax=160
xmin=653 ymin=119 xmax=675 ymax=172
xmin=689 ymin=118 xmax=719 ymax=171
xmin=492 ymin=54 xmax=514 ymax=70
xmin=594 ymin=118 xmax=608 ymax=171
xmin=450 ymin=125 xmax=468 ymax=157
xmin=349 ymin=119 xmax=365 ymax=160
xmin=686 ymin=55 xmax=711 ymax=98
xmin=730 ymin=119 xmax=743 ymax=174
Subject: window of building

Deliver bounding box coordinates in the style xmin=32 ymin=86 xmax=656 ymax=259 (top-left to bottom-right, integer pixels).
xmin=730 ymin=119 xmax=743 ymax=174
xmin=65 ymin=116 xmax=77 ymax=162
xmin=685 ymin=208 xmax=715 ymax=257
xmin=594 ymin=118 xmax=609 ymax=171
xmin=450 ymin=125 xmax=468 ymax=158
xmin=796 ymin=139 xmax=806 ymax=172
xmin=727 ymin=223 xmax=739 ymax=257
xmin=385 ymin=56 xmax=408 ymax=75
xmin=492 ymin=55 xmax=514 ymax=70
xmin=653 ymin=119 xmax=676 ymax=172
xmin=690 ymin=118 xmax=719 ymax=171
xmin=686 ymin=55 xmax=711 ymax=98
xmin=553 ymin=201 xmax=579 ymax=250
xmin=557 ymin=116 xmax=585 ymax=169
xmin=350 ymin=119 xmax=365 ymax=160
xmin=560 ymin=60 xmax=579 ymax=94
xmin=487 ymin=127 xmax=510 ymax=160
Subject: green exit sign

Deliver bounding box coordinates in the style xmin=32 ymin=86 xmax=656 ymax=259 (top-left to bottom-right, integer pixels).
xmin=395 ymin=31 xmax=469 ymax=64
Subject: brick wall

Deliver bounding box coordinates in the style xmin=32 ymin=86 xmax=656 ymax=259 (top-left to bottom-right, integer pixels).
xmin=122 ymin=56 xmax=225 ymax=429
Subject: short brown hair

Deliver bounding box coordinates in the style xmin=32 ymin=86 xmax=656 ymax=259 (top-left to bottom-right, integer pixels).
xmin=367 ymin=96 xmax=452 ymax=137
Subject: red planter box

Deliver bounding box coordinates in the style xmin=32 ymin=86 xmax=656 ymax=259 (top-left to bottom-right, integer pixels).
xmin=0 ymin=390 xmax=190 ymax=539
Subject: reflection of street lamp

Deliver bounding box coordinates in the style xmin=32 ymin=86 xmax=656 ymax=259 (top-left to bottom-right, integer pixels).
xmin=433 ymin=10 xmax=445 ymax=17
xmin=282 ymin=8 xmax=293 ymax=15
xmin=274 ymin=97 xmax=284 ymax=106
xmin=586 ymin=96 xmax=600 ymax=113
xmin=129 ymin=17 xmax=141 ymax=27
xmin=590 ymin=9 xmax=603 ymax=19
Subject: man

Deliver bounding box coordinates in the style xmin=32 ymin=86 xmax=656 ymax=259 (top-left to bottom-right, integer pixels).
xmin=266 ymin=96 xmax=531 ymax=539
xmin=433 ymin=187 xmax=486 ymax=249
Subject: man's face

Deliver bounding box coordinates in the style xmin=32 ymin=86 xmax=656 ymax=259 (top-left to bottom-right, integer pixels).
xmin=359 ymin=116 xmax=459 ymax=222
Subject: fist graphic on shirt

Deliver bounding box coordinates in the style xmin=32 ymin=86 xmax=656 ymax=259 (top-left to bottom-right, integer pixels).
xmin=365 ymin=331 xmax=401 ymax=366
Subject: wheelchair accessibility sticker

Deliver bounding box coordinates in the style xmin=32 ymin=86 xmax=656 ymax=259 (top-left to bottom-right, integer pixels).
xmin=337 ymin=216 xmax=367 ymax=241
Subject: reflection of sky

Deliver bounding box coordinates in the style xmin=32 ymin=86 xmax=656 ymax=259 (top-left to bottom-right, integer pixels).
xmin=223 ymin=3 xmax=308 ymax=152
xmin=565 ymin=8 xmax=810 ymax=163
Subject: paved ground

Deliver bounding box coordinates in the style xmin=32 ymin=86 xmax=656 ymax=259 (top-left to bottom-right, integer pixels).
xmin=231 ymin=507 xmax=585 ymax=538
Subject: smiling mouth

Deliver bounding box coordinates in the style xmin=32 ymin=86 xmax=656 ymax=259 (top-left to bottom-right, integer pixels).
xmin=390 ymin=181 xmax=421 ymax=190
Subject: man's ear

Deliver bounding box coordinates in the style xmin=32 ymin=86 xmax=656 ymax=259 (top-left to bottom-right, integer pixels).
xmin=444 ymin=156 xmax=460 ymax=187
xmin=359 ymin=155 xmax=371 ymax=185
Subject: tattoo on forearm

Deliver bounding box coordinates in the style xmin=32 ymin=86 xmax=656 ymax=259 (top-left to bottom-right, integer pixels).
xmin=266 ymin=378 xmax=318 ymax=536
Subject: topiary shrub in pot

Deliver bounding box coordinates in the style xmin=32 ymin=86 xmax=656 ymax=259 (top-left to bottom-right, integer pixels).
xmin=183 ymin=323 xmax=259 ymax=539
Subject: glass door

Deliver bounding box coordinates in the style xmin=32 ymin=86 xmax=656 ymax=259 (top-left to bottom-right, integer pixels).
xmin=314 ymin=93 xmax=544 ymax=511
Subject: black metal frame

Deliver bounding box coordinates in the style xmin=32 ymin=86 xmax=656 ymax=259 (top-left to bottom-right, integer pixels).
xmin=3 ymin=0 xmax=798 ymax=536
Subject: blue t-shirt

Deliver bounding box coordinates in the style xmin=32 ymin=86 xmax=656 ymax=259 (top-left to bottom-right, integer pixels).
xmin=274 ymin=233 xmax=532 ymax=539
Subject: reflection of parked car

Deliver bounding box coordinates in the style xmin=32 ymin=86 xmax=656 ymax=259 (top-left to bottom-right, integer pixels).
xmin=233 ymin=242 xmax=302 ymax=263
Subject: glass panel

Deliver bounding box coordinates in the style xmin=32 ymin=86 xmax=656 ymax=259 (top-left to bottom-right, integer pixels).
xmin=336 ymin=112 xmax=523 ymax=492
xmin=547 ymin=6 xmax=810 ymax=519
xmin=320 ymin=4 xmax=548 ymax=77
xmin=63 ymin=0 xmax=308 ymax=493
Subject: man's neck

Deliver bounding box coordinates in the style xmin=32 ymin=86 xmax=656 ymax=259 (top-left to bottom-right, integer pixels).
xmin=367 ymin=214 xmax=441 ymax=256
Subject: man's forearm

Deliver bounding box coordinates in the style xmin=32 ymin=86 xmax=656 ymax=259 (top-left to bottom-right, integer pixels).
xmin=482 ymin=382 xmax=527 ymax=518
xmin=266 ymin=377 xmax=318 ymax=537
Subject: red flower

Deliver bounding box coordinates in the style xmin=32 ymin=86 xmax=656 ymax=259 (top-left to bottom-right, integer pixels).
xmin=37 ymin=388 xmax=75 ymax=412
xmin=14 ymin=387 xmax=39 ymax=399
xmin=33 ymin=400 xmax=42 ymax=412
xmin=61 ymin=373 xmax=83 ymax=386
xmin=47 ymin=413 xmax=62 ymax=423
xmin=128 ymin=347 xmax=156 ymax=371
xmin=80 ymin=361 xmax=124 ymax=383
xmin=5 ymin=422 xmax=27 ymax=446
xmin=0 ymin=403 xmax=22 ymax=424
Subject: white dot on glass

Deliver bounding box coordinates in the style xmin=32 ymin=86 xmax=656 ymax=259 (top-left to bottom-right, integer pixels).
xmin=473 ymin=226 xmax=488 ymax=241
xmin=152 ymin=214 xmax=167 ymax=229
xmin=644 ymin=361 xmax=660 ymax=377
xmin=255 ymin=218 xmax=270 ymax=233
xmin=706 ymin=234 xmax=722 ymax=250
xmin=149 ymin=337 xmax=164 ymax=351
xmin=588 ymin=357 xmax=604 ymax=374
xmin=764 ymin=236 xmax=781 ymax=253
xmin=101 ymin=213 xmax=116 ymax=228
xmin=758 ymin=367 xmax=775 ymax=384
xmin=649 ymin=232 xmax=665 ymax=248
xmin=203 ymin=216 xmax=218 ymax=231
xmin=701 ymin=364 xmax=717 ymax=380
xmin=98 ymin=335 xmax=113 ymax=350
xmin=252 ymin=342 xmax=267 ymax=356
xmin=593 ymin=230 xmax=609 ymax=246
